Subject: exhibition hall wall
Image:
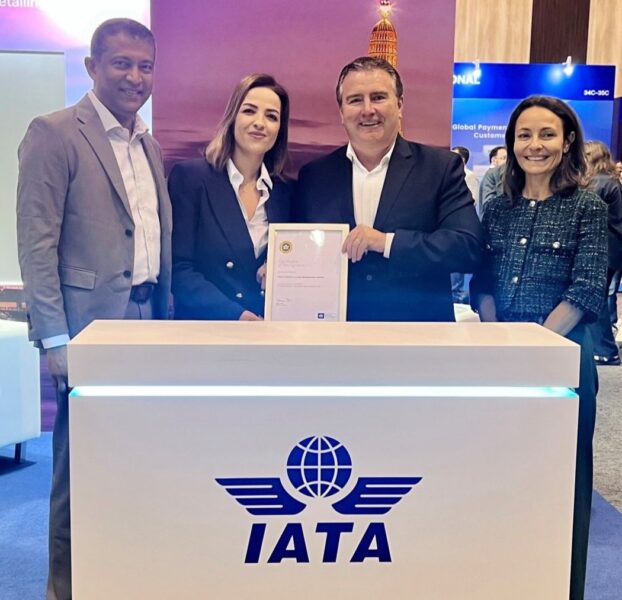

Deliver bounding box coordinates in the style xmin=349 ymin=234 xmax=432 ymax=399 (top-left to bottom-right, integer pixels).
xmin=452 ymin=62 xmax=616 ymax=175
xmin=0 ymin=0 xmax=150 ymax=288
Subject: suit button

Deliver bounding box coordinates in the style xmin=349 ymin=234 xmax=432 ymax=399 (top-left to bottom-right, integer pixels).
xmin=511 ymin=276 xmax=519 ymax=284
xmin=260 ymin=290 xmax=265 ymax=296
xmin=123 ymin=270 xmax=131 ymax=278
xmin=519 ymin=237 xmax=528 ymax=246
xmin=529 ymin=200 xmax=536 ymax=208
xmin=366 ymin=274 xmax=373 ymax=281
xmin=125 ymin=229 xmax=133 ymax=237
xmin=552 ymin=241 xmax=561 ymax=249
xmin=226 ymin=261 xmax=234 ymax=269
xmin=235 ymin=292 xmax=243 ymax=299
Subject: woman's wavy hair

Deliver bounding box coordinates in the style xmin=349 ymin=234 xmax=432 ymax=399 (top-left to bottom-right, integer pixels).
xmin=585 ymin=140 xmax=616 ymax=177
xmin=205 ymin=73 xmax=290 ymax=177
xmin=503 ymin=95 xmax=587 ymax=202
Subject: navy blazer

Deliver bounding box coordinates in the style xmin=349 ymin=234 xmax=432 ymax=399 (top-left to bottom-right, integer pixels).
xmin=168 ymin=158 xmax=291 ymax=319
xmin=295 ymin=136 xmax=483 ymax=321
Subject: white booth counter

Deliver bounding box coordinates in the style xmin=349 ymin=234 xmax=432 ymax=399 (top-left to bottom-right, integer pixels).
xmin=68 ymin=320 xmax=578 ymax=387
xmin=68 ymin=321 xmax=580 ymax=600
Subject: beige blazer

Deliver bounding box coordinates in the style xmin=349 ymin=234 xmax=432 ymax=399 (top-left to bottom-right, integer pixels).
xmin=17 ymin=94 xmax=172 ymax=341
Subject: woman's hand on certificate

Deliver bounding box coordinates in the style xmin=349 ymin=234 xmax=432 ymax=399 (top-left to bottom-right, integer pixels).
xmin=240 ymin=310 xmax=263 ymax=321
xmin=256 ymin=263 xmax=267 ymax=290
xmin=342 ymin=225 xmax=386 ymax=263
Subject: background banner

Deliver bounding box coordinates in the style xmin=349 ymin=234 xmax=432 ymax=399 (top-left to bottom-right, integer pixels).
xmin=451 ymin=62 xmax=616 ymax=175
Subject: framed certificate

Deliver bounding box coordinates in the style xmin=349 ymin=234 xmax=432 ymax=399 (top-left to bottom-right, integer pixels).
xmin=264 ymin=223 xmax=349 ymax=321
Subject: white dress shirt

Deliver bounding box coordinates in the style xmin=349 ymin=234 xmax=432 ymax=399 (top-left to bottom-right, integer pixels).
xmin=88 ymin=90 xmax=160 ymax=285
xmin=464 ymin=167 xmax=480 ymax=207
xmin=226 ymin=159 xmax=272 ymax=259
xmin=346 ymin=142 xmax=395 ymax=258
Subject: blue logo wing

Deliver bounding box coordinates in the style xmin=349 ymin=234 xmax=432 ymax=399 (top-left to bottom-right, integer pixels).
xmin=332 ymin=476 xmax=422 ymax=515
xmin=215 ymin=477 xmax=306 ymax=516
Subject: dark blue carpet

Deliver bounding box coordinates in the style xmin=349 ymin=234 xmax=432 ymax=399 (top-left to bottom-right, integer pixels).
xmin=1 ymin=434 xmax=621 ymax=599
xmin=0 ymin=436 xmax=50 ymax=600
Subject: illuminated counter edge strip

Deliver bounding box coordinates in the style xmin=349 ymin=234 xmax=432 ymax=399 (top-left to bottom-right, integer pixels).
xmin=71 ymin=385 xmax=576 ymax=398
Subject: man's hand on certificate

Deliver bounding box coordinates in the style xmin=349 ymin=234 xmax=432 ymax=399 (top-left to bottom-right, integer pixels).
xmin=342 ymin=225 xmax=386 ymax=263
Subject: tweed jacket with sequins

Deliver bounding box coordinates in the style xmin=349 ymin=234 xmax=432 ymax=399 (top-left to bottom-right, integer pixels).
xmin=471 ymin=188 xmax=608 ymax=323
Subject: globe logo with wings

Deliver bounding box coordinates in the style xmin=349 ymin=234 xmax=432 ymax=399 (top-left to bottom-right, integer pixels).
xmin=216 ymin=436 xmax=422 ymax=516
xmin=287 ymin=436 xmax=352 ymax=498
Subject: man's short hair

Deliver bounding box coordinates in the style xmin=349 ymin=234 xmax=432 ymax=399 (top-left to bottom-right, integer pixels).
xmin=452 ymin=146 xmax=470 ymax=164
xmin=488 ymin=145 xmax=506 ymax=163
xmin=90 ymin=18 xmax=155 ymax=60
xmin=336 ymin=56 xmax=404 ymax=105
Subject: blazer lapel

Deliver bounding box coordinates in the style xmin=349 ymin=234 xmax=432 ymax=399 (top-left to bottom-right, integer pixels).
xmin=374 ymin=136 xmax=414 ymax=230
xmin=265 ymin=183 xmax=288 ymax=223
xmin=141 ymin=136 xmax=170 ymax=226
xmin=206 ymin=170 xmax=258 ymax=273
xmin=76 ymin=96 xmax=133 ymax=220
xmin=334 ymin=149 xmax=356 ymax=228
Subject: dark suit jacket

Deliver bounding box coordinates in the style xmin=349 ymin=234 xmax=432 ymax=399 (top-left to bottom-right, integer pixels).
xmin=17 ymin=95 xmax=172 ymax=341
xmin=168 ymin=158 xmax=291 ymax=319
xmin=295 ymin=136 xmax=483 ymax=321
xmin=590 ymin=173 xmax=622 ymax=270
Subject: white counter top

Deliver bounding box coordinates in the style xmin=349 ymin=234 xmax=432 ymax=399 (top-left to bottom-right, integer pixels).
xmin=68 ymin=320 xmax=579 ymax=387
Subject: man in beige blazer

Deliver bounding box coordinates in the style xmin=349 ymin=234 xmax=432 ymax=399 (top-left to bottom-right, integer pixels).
xmin=16 ymin=19 xmax=171 ymax=600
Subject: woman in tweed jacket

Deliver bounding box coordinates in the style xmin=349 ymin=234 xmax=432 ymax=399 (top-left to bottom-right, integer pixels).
xmin=471 ymin=96 xmax=608 ymax=600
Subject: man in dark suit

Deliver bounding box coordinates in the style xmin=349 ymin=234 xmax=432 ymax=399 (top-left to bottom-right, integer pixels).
xmin=296 ymin=57 xmax=483 ymax=321
xmin=16 ymin=19 xmax=171 ymax=599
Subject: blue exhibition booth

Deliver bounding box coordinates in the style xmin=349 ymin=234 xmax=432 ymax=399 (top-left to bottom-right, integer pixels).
xmin=452 ymin=62 xmax=616 ymax=175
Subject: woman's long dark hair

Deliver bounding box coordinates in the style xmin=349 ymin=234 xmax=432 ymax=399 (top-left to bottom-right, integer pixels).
xmin=503 ymin=95 xmax=588 ymax=202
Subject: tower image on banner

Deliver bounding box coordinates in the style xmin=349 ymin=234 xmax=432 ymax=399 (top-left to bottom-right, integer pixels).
xmin=368 ymin=0 xmax=398 ymax=67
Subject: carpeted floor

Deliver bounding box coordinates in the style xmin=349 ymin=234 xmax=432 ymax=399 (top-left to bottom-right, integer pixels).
xmin=0 ymin=437 xmax=50 ymax=600
xmin=594 ymin=364 xmax=622 ymax=511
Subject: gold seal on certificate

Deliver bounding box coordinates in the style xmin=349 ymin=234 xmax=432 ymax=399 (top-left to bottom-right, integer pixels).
xmin=264 ymin=224 xmax=349 ymax=321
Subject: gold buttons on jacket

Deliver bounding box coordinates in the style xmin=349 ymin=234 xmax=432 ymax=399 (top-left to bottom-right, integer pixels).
xmin=226 ymin=261 xmax=234 ymax=269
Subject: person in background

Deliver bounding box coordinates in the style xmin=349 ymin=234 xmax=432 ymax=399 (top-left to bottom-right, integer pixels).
xmin=478 ymin=145 xmax=507 ymax=215
xmin=471 ymin=96 xmax=607 ymax=600
xmin=451 ymin=145 xmax=480 ymax=204
xmin=489 ymin=144 xmax=507 ymax=167
xmin=296 ymin=56 xmax=482 ymax=322
xmin=168 ymin=73 xmax=291 ymax=320
xmin=611 ymin=161 xmax=622 ymax=332
xmin=451 ymin=145 xmax=480 ymax=302
xmin=584 ymin=140 xmax=622 ymax=365
xmin=17 ymin=19 xmax=171 ymax=599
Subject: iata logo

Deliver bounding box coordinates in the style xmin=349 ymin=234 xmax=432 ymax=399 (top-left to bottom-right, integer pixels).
xmin=216 ymin=436 xmax=422 ymax=564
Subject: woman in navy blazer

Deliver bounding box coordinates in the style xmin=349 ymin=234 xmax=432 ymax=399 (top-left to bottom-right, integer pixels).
xmin=168 ymin=74 xmax=291 ymax=320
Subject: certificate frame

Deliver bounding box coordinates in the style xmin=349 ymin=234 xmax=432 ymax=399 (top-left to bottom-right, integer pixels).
xmin=264 ymin=223 xmax=349 ymax=322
